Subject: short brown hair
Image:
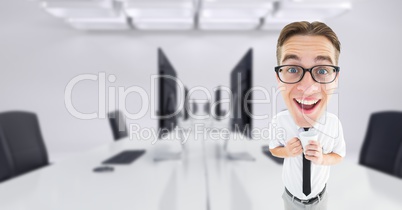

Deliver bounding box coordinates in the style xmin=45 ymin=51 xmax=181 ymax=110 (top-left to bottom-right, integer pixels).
xmin=276 ymin=21 xmax=341 ymax=65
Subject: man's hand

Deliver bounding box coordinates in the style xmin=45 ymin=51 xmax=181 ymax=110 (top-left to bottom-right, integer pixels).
xmin=284 ymin=137 xmax=303 ymax=157
xmin=305 ymin=140 xmax=324 ymax=165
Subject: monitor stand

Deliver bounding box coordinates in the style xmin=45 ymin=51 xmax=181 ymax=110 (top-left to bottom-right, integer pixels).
xmin=153 ymin=130 xmax=186 ymax=162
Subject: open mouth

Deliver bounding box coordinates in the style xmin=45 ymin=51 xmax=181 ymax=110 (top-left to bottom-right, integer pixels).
xmin=293 ymin=98 xmax=321 ymax=113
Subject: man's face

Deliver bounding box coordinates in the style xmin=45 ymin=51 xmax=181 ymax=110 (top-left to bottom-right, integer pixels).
xmin=278 ymin=35 xmax=339 ymax=127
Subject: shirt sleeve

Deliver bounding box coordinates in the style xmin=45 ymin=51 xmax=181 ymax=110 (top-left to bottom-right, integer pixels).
xmin=331 ymin=120 xmax=346 ymax=157
xmin=268 ymin=116 xmax=286 ymax=149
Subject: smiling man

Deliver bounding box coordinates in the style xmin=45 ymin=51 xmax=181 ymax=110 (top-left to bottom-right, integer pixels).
xmin=269 ymin=21 xmax=346 ymax=210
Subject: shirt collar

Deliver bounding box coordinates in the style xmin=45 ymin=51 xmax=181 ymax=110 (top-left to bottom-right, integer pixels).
xmin=294 ymin=113 xmax=327 ymax=133
xmin=297 ymin=126 xmax=318 ymax=134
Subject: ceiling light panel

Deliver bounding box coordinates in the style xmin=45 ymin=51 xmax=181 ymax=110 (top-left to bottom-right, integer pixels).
xmin=42 ymin=0 xmax=120 ymax=19
xmin=199 ymin=0 xmax=275 ymax=30
xmin=261 ymin=1 xmax=351 ymax=30
xmin=271 ymin=1 xmax=351 ymax=21
xmin=124 ymin=0 xmax=194 ymax=19
xmin=199 ymin=18 xmax=261 ymax=30
xmin=67 ymin=15 xmax=130 ymax=30
xmin=132 ymin=18 xmax=194 ymax=30
xmin=200 ymin=0 xmax=275 ymax=19
xmin=123 ymin=0 xmax=195 ymax=30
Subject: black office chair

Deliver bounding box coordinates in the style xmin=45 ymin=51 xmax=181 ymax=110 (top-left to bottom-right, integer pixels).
xmin=0 ymin=127 xmax=15 ymax=182
xmin=359 ymin=111 xmax=402 ymax=178
xmin=108 ymin=110 xmax=128 ymax=141
xmin=0 ymin=111 xmax=49 ymax=177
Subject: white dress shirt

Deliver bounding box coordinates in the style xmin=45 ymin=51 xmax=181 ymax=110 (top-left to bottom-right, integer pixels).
xmin=269 ymin=110 xmax=346 ymax=200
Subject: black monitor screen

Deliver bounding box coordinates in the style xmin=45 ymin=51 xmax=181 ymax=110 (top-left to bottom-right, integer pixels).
xmin=158 ymin=48 xmax=178 ymax=137
xmin=215 ymin=87 xmax=222 ymax=118
xmin=183 ymin=87 xmax=189 ymax=120
xmin=230 ymin=49 xmax=252 ymax=138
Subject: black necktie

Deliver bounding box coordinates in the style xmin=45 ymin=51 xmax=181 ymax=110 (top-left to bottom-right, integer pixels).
xmin=302 ymin=127 xmax=311 ymax=196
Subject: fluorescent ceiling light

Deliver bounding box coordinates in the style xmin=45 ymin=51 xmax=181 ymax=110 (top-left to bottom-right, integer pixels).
xmin=199 ymin=18 xmax=260 ymax=31
xmin=132 ymin=18 xmax=193 ymax=30
xmin=272 ymin=1 xmax=351 ymax=20
xmin=67 ymin=16 xmax=130 ymax=30
xmin=201 ymin=7 xmax=271 ymax=19
xmin=42 ymin=0 xmax=119 ymax=19
xmin=261 ymin=1 xmax=351 ymax=30
xmin=200 ymin=0 xmax=274 ymax=19
xmin=124 ymin=1 xmax=194 ymax=30
xmin=199 ymin=0 xmax=273 ymax=30
xmin=124 ymin=0 xmax=194 ymax=19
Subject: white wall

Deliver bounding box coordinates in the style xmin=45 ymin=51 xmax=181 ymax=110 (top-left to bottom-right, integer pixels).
xmin=1 ymin=0 xmax=402 ymax=162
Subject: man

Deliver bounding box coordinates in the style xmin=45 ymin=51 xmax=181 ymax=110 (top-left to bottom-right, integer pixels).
xmin=269 ymin=21 xmax=346 ymax=210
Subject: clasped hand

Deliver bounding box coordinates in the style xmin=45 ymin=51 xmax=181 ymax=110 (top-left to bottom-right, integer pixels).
xmin=285 ymin=137 xmax=324 ymax=165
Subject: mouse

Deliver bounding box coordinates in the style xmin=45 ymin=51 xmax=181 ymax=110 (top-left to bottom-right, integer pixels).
xmin=93 ymin=165 xmax=114 ymax=173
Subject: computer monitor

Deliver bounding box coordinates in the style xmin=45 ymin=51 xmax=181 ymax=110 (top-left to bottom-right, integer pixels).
xmin=183 ymin=87 xmax=189 ymax=120
xmin=214 ymin=86 xmax=225 ymax=120
xmin=158 ymin=48 xmax=178 ymax=138
xmin=230 ymin=49 xmax=253 ymax=138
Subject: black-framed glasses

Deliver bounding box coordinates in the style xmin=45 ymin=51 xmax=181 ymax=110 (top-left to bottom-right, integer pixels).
xmin=274 ymin=65 xmax=340 ymax=84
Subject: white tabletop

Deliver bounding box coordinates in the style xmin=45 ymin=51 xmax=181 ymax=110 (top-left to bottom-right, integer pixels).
xmin=1 ymin=128 xmax=402 ymax=210
xmin=0 ymin=136 xmax=207 ymax=210
xmin=204 ymin=134 xmax=402 ymax=210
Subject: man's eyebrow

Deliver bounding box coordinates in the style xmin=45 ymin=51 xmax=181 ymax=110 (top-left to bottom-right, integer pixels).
xmin=282 ymin=54 xmax=300 ymax=63
xmin=315 ymin=55 xmax=333 ymax=64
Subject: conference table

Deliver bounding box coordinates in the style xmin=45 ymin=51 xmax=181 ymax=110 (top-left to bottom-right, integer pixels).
xmin=1 ymin=122 xmax=402 ymax=210
xmin=0 ymin=132 xmax=207 ymax=210
xmin=205 ymin=133 xmax=402 ymax=210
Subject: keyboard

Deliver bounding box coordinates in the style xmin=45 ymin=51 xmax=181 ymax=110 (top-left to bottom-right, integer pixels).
xmin=102 ymin=150 xmax=146 ymax=165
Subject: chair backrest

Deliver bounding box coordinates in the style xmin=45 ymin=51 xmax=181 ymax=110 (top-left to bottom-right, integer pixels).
xmin=108 ymin=110 xmax=128 ymax=141
xmin=359 ymin=111 xmax=402 ymax=177
xmin=0 ymin=127 xmax=14 ymax=182
xmin=395 ymin=143 xmax=402 ymax=178
xmin=0 ymin=111 xmax=49 ymax=177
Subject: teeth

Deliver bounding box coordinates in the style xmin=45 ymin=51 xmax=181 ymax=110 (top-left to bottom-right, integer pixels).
xmin=296 ymin=99 xmax=319 ymax=105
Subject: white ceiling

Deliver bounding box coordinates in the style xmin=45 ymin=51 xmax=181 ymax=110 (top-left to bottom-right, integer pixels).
xmin=38 ymin=0 xmax=353 ymax=31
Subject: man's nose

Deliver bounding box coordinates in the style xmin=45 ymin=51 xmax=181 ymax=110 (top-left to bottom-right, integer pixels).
xmin=296 ymin=72 xmax=319 ymax=94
